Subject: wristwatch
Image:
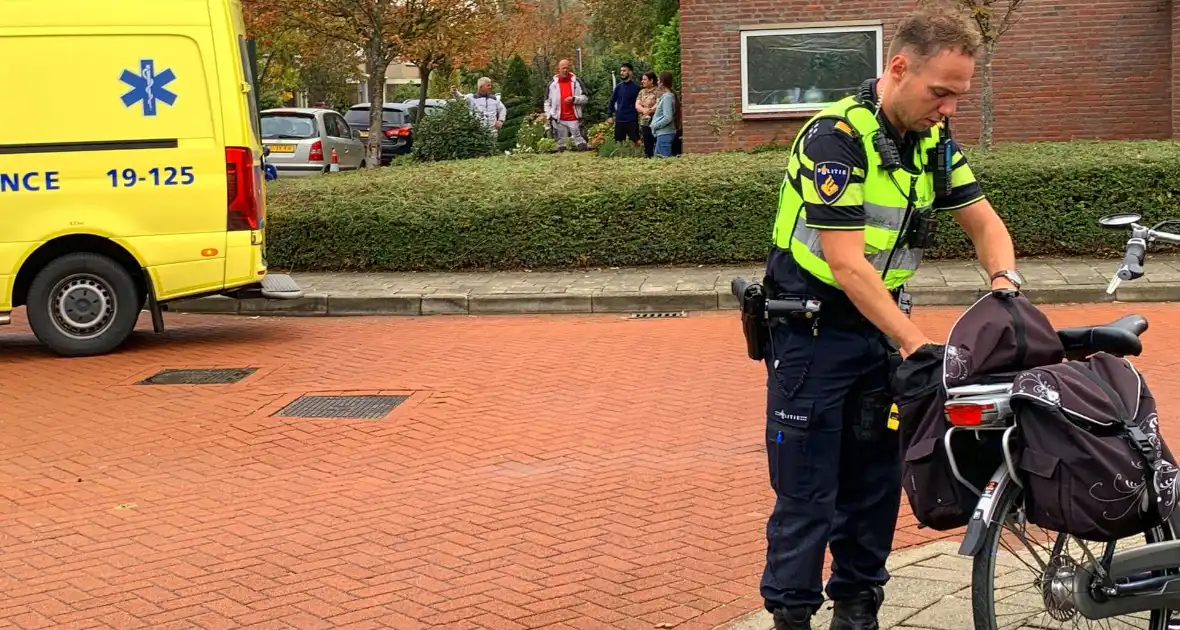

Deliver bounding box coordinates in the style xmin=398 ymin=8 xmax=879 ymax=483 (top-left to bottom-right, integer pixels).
xmin=990 ymin=269 xmax=1024 ymax=290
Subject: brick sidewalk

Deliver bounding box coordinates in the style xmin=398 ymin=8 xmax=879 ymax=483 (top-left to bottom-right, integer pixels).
xmin=171 ymin=256 xmax=1180 ymax=317
xmin=1 ymin=303 xmax=1180 ymax=628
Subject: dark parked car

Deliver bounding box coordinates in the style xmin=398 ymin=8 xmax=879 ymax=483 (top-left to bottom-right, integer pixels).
xmin=402 ymin=98 xmax=449 ymax=118
xmin=344 ymin=103 xmax=420 ymax=165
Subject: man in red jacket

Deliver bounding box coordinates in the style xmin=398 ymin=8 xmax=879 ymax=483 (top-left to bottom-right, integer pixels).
xmin=544 ymin=59 xmax=589 ymax=151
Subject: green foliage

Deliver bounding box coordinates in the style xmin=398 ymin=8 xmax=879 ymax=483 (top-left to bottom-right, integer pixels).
xmin=651 ymin=11 xmax=680 ymax=92
xmin=585 ymin=121 xmax=612 ymax=149
xmin=528 ymin=57 xmax=553 ymax=111
xmin=299 ymin=44 xmax=365 ymax=110
xmin=410 ymin=101 xmax=497 ymax=162
xmin=385 ymin=83 xmax=420 ymax=103
xmin=494 ymin=55 xmax=537 ymax=152
xmin=459 ymin=62 xmax=506 ymax=94
xmin=387 ymin=154 xmax=417 ymax=168
xmin=502 ymin=54 xmax=534 ymax=102
xmin=497 ymin=97 xmax=531 ymax=153
xmin=585 ymin=0 xmax=663 ymax=56
xmin=596 ymin=137 xmax=645 ymax=158
xmin=258 ymin=92 xmax=285 ymax=110
xmin=583 ymin=0 xmax=676 ymax=56
xmin=511 ymin=113 xmax=551 ymax=153
xmin=427 ymin=68 xmax=460 ymax=99
xmin=264 ymin=140 xmax=1180 ymax=271
xmin=652 ymin=0 xmax=679 ymax=30
xmin=930 ymin=140 xmax=1180 ymax=259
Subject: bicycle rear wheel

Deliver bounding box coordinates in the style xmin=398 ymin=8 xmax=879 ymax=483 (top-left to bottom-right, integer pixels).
xmin=971 ymin=482 xmax=1177 ymax=629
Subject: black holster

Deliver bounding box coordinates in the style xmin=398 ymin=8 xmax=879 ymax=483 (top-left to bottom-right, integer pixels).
xmin=739 ymin=281 xmax=769 ymax=362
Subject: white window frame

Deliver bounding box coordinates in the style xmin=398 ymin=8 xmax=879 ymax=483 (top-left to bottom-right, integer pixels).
xmin=739 ymin=22 xmax=884 ymax=115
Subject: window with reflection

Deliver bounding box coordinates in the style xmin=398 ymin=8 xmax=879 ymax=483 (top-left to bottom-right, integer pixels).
xmin=740 ymin=24 xmax=883 ymax=114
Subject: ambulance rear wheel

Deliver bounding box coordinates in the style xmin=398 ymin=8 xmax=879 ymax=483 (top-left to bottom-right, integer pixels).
xmin=26 ymin=253 xmax=139 ymax=357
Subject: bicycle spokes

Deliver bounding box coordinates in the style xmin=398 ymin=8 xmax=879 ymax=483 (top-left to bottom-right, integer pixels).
xmin=986 ymin=511 xmax=1165 ymax=629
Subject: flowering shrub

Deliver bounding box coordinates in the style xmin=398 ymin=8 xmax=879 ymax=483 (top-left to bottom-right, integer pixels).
xmin=586 ymin=121 xmax=612 ymax=149
xmin=512 ymin=113 xmax=551 ymax=154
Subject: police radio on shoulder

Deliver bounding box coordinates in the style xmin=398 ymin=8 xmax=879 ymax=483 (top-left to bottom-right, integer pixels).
xmin=857 ymin=81 xmax=903 ymax=172
xmin=855 ymin=79 xmax=954 ymax=201
xmin=931 ymin=119 xmax=954 ymax=199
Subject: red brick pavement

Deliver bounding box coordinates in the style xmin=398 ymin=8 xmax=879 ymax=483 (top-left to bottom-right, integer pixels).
xmin=2 ymin=303 xmax=1180 ymax=630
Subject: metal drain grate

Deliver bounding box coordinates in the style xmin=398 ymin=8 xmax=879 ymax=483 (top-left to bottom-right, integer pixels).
xmin=274 ymin=395 xmax=408 ymax=419
xmin=138 ymin=368 xmax=257 ymax=385
xmin=630 ymin=311 xmax=687 ymax=319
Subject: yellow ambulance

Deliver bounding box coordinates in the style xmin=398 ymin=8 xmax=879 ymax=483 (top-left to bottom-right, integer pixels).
xmin=0 ymin=0 xmax=302 ymax=357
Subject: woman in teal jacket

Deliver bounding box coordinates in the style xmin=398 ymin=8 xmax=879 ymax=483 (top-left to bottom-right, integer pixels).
xmin=649 ymin=71 xmax=680 ymax=158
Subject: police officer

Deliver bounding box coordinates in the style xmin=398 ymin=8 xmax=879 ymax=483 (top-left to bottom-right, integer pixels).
xmin=758 ymin=7 xmax=1023 ymax=630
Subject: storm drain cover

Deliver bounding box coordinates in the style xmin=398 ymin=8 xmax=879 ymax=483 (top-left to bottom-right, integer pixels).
xmin=274 ymin=395 xmax=408 ymax=419
xmin=138 ymin=368 xmax=257 ymax=385
xmin=630 ymin=311 xmax=687 ymax=319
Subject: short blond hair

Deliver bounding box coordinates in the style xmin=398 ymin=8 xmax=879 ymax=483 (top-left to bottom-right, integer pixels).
xmin=889 ymin=4 xmax=983 ymax=61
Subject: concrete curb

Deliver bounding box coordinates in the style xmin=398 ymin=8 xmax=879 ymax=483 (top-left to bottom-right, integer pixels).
xmin=163 ymin=284 xmax=1180 ymax=317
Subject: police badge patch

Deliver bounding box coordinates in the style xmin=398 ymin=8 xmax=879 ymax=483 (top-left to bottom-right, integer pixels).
xmin=814 ymin=162 xmax=851 ymax=205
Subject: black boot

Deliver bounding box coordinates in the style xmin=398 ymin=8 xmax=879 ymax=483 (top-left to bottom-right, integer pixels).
xmin=829 ymin=586 xmax=884 ymax=630
xmin=772 ymin=606 xmax=813 ymax=630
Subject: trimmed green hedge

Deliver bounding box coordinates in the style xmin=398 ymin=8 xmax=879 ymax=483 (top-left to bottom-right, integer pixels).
xmin=264 ymin=140 xmax=1180 ymax=272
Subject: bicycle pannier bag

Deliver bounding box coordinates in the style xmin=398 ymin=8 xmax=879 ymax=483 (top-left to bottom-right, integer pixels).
xmin=1010 ymin=352 xmax=1179 ymax=542
xmin=894 ymin=343 xmax=1005 ymax=530
xmin=893 ymin=291 xmax=1065 ymax=530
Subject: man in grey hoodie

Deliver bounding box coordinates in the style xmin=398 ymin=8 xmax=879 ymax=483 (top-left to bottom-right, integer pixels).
xmin=454 ymin=77 xmax=507 ymax=136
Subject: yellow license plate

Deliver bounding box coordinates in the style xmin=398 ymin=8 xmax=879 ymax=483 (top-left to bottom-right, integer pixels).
xmin=358 ymin=130 xmax=369 ymax=138
xmin=269 ymin=144 xmax=296 ymax=153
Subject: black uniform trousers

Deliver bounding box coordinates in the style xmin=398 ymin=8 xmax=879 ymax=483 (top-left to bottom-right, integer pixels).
xmin=759 ymin=293 xmax=903 ymax=614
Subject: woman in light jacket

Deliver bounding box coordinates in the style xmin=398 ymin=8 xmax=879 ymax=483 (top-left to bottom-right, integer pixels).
xmin=649 ymin=71 xmax=680 ymax=158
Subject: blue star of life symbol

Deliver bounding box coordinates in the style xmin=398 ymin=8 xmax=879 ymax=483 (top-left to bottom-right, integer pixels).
xmin=120 ymin=60 xmax=178 ymax=116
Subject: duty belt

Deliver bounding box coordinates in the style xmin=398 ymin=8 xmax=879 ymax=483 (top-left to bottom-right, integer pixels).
xmin=733 ymin=276 xmax=910 ymax=363
xmin=771 ymin=287 xmax=909 ymax=330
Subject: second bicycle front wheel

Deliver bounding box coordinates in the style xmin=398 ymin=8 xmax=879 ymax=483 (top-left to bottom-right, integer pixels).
xmin=970 ymin=482 xmax=1176 ymax=630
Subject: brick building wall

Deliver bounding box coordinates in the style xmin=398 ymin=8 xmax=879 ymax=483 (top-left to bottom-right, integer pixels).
xmin=1175 ymin=0 xmax=1180 ymax=136
xmin=680 ymin=0 xmax=1177 ymax=154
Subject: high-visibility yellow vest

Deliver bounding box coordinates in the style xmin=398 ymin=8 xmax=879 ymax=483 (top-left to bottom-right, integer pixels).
xmin=771 ymin=95 xmax=941 ymax=291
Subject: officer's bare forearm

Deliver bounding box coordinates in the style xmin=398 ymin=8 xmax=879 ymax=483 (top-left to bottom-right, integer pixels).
xmin=830 ymin=259 xmax=928 ymax=351
xmin=953 ymin=199 xmax=1016 ymax=285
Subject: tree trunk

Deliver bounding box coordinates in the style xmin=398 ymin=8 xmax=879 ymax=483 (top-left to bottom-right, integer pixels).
xmin=364 ymin=41 xmax=389 ymax=169
xmin=416 ymin=66 xmax=432 ymax=125
xmin=259 ymin=53 xmax=275 ymax=90
xmin=978 ymin=40 xmax=997 ymax=151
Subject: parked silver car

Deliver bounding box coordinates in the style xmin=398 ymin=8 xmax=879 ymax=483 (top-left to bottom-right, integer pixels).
xmin=260 ymin=108 xmax=366 ymax=176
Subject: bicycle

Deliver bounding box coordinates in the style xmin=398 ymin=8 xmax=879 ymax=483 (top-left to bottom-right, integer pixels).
xmin=731 ymin=212 xmax=1180 ymax=629
xmin=951 ymin=212 xmax=1180 ymax=629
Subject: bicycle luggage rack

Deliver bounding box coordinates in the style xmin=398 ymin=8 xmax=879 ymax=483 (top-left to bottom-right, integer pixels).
xmin=943 ymin=381 xmax=1023 ymax=497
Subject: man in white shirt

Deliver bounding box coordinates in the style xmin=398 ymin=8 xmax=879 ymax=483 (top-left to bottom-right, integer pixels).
xmin=454 ymin=77 xmax=507 ymax=135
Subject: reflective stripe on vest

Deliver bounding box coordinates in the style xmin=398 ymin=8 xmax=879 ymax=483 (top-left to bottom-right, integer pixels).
xmin=771 ymin=96 xmax=940 ymax=291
